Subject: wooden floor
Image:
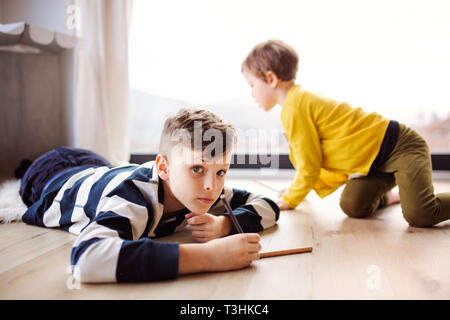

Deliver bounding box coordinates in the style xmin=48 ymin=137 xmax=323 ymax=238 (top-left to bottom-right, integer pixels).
xmin=0 ymin=177 xmax=449 ymax=300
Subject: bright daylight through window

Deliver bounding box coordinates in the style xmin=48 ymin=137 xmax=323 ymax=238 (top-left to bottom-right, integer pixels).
xmin=128 ymin=0 xmax=450 ymax=159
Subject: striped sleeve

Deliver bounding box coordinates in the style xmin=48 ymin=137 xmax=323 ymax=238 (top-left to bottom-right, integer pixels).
xmin=71 ymin=178 xmax=179 ymax=283
xmin=210 ymin=186 xmax=280 ymax=233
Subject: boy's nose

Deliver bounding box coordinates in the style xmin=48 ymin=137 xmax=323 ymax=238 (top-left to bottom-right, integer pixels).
xmin=203 ymin=174 xmax=216 ymax=191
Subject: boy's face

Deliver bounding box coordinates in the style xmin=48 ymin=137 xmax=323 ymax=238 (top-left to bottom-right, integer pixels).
xmin=162 ymin=146 xmax=231 ymax=214
xmin=243 ymin=69 xmax=277 ymax=111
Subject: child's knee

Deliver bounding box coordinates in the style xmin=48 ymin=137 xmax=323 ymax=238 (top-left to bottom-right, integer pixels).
xmin=339 ymin=197 xmax=374 ymax=219
xmin=402 ymin=208 xmax=432 ymax=228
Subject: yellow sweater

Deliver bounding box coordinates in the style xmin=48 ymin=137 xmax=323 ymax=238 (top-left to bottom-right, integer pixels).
xmin=281 ymin=85 xmax=389 ymax=208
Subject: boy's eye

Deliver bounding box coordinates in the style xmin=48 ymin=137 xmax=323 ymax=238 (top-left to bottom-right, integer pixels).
xmin=192 ymin=166 xmax=204 ymax=174
xmin=217 ymin=170 xmax=226 ymax=177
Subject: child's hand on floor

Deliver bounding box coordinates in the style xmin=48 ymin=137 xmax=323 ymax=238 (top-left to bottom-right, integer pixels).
xmin=178 ymin=233 xmax=261 ymax=274
xmin=276 ymin=199 xmax=294 ymax=210
xmin=276 ymin=188 xmax=294 ymax=210
xmin=278 ymin=188 xmax=289 ymax=198
xmin=204 ymin=233 xmax=261 ymax=271
xmin=185 ymin=212 xmax=233 ymax=242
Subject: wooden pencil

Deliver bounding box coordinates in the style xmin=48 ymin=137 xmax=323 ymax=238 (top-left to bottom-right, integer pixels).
xmin=260 ymin=246 xmax=313 ymax=259
xmin=220 ymin=194 xmax=244 ymax=233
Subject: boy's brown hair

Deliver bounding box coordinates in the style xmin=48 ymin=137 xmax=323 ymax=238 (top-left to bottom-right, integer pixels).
xmin=159 ymin=108 xmax=236 ymax=160
xmin=242 ymin=39 xmax=299 ymax=82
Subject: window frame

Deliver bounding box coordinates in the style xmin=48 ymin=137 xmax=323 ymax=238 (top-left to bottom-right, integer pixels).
xmin=130 ymin=153 xmax=450 ymax=171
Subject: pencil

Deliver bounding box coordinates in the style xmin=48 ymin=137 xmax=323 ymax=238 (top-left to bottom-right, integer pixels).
xmin=220 ymin=194 xmax=244 ymax=234
xmin=260 ymin=246 xmax=313 ymax=259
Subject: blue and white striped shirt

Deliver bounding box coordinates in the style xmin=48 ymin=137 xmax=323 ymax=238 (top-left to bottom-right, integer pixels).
xmin=22 ymin=161 xmax=280 ymax=283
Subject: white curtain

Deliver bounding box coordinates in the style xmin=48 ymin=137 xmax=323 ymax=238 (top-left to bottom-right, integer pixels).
xmin=73 ymin=0 xmax=133 ymax=165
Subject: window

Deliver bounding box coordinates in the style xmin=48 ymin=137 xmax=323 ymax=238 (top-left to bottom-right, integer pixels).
xmin=129 ymin=0 xmax=450 ymax=162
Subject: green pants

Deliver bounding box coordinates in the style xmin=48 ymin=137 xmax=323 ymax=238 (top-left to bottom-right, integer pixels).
xmin=340 ymin=123 xmax=450 ymax=227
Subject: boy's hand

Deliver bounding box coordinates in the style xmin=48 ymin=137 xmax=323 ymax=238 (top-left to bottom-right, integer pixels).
xmin=178 ymin=233 xmax=261 ymax=275
xmin=277 ymin=187 xmax=294 ymax=210
xmin=206 ymin=233 xmax=261 ymax=271
xmin=276 ymin=198 xmax=294 ymax=210
xmin=185 ymin=212 xmax=232 ymax=242
xmin=278 ymin=187 xmax=289 ymax=198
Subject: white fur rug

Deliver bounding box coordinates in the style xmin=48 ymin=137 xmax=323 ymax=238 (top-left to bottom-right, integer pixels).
xmin=0 ymin=179 xmax=26 ymax=223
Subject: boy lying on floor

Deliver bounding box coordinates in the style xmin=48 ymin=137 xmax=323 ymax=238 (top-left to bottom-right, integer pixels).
xmin=18 ymin=108 xmax=279 ymax=283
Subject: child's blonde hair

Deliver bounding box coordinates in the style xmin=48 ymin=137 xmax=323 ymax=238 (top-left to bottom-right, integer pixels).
xmin=242 ymin=39 xmax=299 ymax=82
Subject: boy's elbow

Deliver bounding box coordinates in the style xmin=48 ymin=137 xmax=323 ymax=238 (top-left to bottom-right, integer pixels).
xmin=72 ymin=258 xmax=116 ymax=283
xmin=70 ymin=241 xmax=119 ymax=283
xmin=71 ymin=259 xmax=98 ymax=283
xmin=71 ymin=244 xmax=100 ymax=283
xmin=71 ymin=262 xmax=87 ymax=283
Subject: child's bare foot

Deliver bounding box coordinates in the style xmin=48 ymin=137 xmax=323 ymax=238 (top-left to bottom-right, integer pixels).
xmin=386 ymin=188 xmax=400 ymax=205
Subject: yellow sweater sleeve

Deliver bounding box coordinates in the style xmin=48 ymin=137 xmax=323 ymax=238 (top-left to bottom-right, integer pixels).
xmin=281 ymin=102 xmax=322 ymax=208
